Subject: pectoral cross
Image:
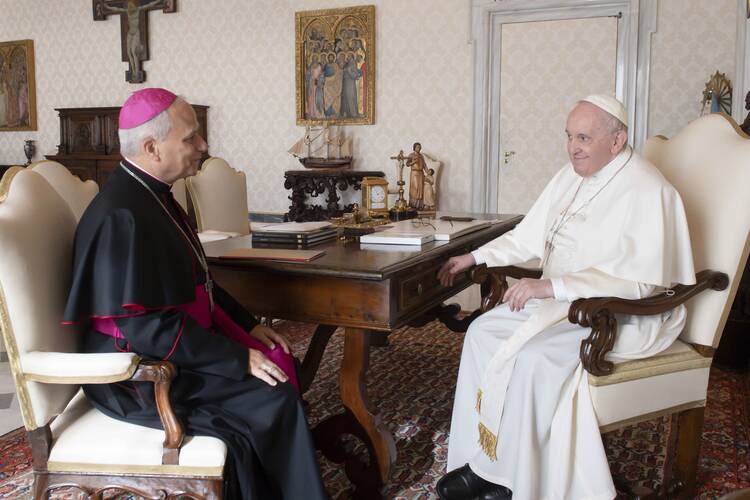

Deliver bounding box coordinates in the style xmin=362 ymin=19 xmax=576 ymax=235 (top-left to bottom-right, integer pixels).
xmin=205 ymin=278 xmax=215 ymax=311
xmin=93 ymin=0 xmax=177 ymax=83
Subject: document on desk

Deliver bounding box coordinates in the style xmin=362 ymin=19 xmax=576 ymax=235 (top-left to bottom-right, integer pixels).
xmin=359 ymin=219 xmax=490 ymax=245
xmin=219 ymin=248 xmax=325 ymax=262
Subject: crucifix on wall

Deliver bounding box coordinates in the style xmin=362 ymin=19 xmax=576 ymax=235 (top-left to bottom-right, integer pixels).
xmin=93 ymin=0 xmax=176 ymax=84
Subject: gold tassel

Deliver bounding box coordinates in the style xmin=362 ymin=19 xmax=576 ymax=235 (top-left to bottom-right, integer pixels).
xmin=477 ymin=422 xmax=498 ymax=461
xmin=476 ymin=389 xmax=482 ymax=413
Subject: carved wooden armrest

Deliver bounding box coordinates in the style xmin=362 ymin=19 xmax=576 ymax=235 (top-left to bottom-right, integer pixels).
xmin=470 ymin=264 xmax=543 ymax=312
xmin=569 ymin=269 xmax=729 ymax=376
xmin=130 ymin=360 xmax=184 ymax=465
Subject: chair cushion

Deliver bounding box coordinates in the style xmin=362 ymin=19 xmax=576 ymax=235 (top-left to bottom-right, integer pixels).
xmin=589 ymin=340 xmax=711 ymax=431
xmin=48 ymin=391 xmax=226 ymax=476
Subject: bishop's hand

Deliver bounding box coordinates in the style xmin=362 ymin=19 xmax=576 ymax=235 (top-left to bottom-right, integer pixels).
xmin=503 ymin=278 xmax=553 ymax=312
xmin=248 ymin=349 xmax=288 ymax=386
xmin=249 ymin=324 xmax=291 ymax=354
xmin=438 ymin=253 xmax=476 ymax=287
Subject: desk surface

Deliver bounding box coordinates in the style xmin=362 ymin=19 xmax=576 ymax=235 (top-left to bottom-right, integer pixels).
xmin=204 ymin=213 xmax=522 ymax=280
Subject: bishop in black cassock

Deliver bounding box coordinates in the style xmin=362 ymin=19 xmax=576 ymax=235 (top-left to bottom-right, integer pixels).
xmin=62 ymin=88 xmax=327 ymax=500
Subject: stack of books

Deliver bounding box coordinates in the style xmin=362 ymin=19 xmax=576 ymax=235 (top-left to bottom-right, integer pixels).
xmin=251 ymin=221 xmax=339 ymax=249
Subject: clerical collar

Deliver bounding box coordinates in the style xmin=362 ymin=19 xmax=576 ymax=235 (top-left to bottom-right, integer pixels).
xmin=586 ymin=146 xmax=633 ymax=186
xmin=121 ymin=158 xmax=171 ymax=193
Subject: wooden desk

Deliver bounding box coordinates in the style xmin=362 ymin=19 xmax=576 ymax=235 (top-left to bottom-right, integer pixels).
xmin=204 ymin=214 xmax=521 ymax=497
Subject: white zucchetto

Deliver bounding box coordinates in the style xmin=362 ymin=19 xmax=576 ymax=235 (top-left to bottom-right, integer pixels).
xmin=580 ymin=94 xmax=628 ymax=127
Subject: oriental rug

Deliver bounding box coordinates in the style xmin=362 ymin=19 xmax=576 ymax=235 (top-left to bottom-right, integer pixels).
xmin=0 ymin=320 xmax=748 ymax=499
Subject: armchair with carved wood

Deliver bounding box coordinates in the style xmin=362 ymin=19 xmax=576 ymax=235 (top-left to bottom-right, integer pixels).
xmin=0 ymin=167 xmax=226 ymax=499
xmin=186 ymin=157 xmax=250 ymax=244
xmin=465 ymin=113 xmax=749 ymax=498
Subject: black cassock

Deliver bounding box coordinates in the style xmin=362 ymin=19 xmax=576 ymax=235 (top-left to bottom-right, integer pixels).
xmin=63 ymin=162 xmax=327 ymax=500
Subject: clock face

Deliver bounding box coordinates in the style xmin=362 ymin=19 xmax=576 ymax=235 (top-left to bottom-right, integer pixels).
xmin=371 ymin=185 xmax=386 ymax=202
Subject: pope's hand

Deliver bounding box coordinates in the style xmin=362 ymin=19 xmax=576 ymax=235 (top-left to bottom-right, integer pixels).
xmin=437 ymin=253 xmax=476 ymax=287
xmin=248 ymin=349 xmax=288 ymax=386
xmin=249 ymin=324 xmax=290 ymax=354
xmin=503 ymin=278 xmax=553 ymax=312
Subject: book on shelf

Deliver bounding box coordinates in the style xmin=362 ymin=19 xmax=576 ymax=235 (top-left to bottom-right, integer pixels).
xmin=219 ymin=247 xmax=325 ymax=262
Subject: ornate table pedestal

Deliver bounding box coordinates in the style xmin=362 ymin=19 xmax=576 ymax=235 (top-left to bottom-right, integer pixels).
xmin=284 ymin=169 xmax=385 ymax=222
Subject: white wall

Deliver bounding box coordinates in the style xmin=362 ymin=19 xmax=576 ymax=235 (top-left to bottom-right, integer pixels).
xmin=649 ymin=0 xmax=738 ymax=138
xmin=0 ymin=0 xmax=739 ymax=214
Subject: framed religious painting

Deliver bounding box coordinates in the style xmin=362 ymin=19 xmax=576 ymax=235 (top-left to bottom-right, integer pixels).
xmin=0 ymin=39 xmax=37 ymax=131
xmin=295 ymin=5 xmax=375 ymax=125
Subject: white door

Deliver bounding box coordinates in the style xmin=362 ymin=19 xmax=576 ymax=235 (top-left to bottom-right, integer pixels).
xmin=497 ymin=17 xmax=617 ymax=214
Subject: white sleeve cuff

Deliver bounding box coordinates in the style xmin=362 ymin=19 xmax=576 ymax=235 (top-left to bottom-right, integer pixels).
xmin=471 ymin=249 xmax=486 ymax=266
xmin=551 ymin=277 xmax=570 ymax=302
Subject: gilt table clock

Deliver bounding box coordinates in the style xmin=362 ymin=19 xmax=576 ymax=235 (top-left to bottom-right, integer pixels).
xmin=360 ymin=176 xmax=389 ymax=217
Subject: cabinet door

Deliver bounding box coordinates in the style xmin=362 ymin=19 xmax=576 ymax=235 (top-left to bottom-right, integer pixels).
xmin=65 ymin=115 xmax=104 ymax=155
xmin=104 ymin=112 xmax=121 ymax=155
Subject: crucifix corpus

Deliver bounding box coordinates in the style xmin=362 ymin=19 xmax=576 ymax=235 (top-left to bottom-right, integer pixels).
xmin=93 ymin=0 xmax=177 ymax=84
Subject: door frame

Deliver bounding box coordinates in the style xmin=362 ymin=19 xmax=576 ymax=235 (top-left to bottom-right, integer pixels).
xmin=733 ymin=0 xmax=749 ymax=122
xmin=469 ymin=0 xmax=656 ymax=213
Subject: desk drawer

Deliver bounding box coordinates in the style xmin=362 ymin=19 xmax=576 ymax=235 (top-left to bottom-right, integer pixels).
xmin=398 ymin=265 xmax=441 ymax=311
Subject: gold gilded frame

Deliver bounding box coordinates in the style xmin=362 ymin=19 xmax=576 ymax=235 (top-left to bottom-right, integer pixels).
xmin=0 ymin=39 xmax=37 ymax=131
xmin=295 ymin=5 xmax=375 ymax=125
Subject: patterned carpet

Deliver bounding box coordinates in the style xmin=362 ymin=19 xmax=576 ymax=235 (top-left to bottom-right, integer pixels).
xmin=0 ymin=320 xmax=748 ymax=499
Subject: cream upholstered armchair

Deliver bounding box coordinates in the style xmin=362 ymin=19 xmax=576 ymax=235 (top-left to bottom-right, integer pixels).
xmin=468 ymin=113 xmax=749 ymax=498
xmin=186 ymin=157 xmax=250 ymax=244
xmin=27 ymin=160 xmax=98 ymax=221
xmin=171 ymin=177 xmax=190 ymax=213
xmin=0 ymin=167 xmax=226 ymax=498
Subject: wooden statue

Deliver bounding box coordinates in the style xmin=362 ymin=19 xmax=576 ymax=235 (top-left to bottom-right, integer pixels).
xmin=93 ymin=0 xmax=177 ymax=83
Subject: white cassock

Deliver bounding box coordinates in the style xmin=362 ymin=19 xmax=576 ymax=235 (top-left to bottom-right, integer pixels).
xmin=446 ymin=146 xmax=696 ymax=500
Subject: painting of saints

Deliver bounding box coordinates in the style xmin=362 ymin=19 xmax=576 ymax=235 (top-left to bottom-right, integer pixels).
xmin=296 ymin=6 xmax=373 ymax=124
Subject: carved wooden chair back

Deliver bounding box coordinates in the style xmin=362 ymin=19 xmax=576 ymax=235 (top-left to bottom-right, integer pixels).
xmin=186 ymin=157 xmax=249 ymax=235
xmin=643 ymin=112 xmax=750 ymax=348
xmin=0 ymin=167 xmax=225 ymax=499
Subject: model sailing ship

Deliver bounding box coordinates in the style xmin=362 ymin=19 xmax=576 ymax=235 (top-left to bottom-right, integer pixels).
xmin=288 ymin=125 xmax=352 ymax=169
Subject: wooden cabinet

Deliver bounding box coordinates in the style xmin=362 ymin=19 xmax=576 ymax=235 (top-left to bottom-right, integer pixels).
xmin=46 ymin=105 xmax=209 ymax=185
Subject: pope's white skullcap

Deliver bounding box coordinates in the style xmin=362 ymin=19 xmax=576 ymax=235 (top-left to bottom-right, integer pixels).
xmin=580 ymin=94 xmax=628 ymax=127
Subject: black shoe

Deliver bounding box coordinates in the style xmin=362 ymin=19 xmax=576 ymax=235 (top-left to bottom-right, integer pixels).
xmin=475 ymin=483 xmax=512 ymax=500
xmin=437 ymin=464 xmax=492 ymax=499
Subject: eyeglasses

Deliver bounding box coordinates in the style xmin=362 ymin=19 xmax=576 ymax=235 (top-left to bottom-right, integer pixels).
xmin=410 ymin=218 xmax=440 ymax=230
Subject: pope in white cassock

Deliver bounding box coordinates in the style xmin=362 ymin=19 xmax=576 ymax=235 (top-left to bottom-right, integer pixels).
xmin=435 ymin=95 xmax=695 ymax=500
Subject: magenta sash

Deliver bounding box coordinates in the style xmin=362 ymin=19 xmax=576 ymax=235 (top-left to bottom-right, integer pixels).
xmin=91 ymin=285 xmax=299 ymax=390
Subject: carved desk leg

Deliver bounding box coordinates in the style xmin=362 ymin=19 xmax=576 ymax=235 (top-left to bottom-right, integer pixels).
xmin=313 ymin=327 xmax=397 ymax=499
xmin=299 ymin=324 xmax=337 ymax=394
